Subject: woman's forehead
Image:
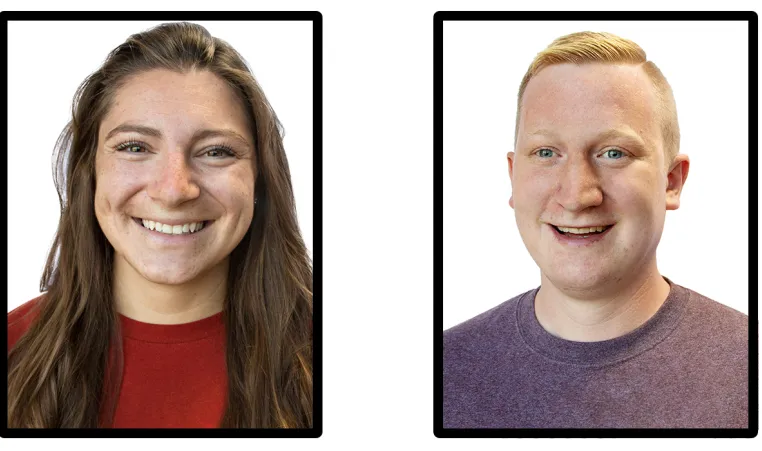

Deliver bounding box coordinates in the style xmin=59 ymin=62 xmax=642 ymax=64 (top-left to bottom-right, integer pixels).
xmin=101 ymin=68 xmax=253 ymax=141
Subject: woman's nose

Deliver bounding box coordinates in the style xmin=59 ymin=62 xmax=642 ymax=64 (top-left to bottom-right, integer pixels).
xmin=148 ymin=151 xmax=201 ymax=205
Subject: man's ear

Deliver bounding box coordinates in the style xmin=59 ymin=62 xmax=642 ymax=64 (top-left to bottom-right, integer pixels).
xmin=665 ymin=154 xmax=690 ymax=211
xmin=507 ymin=152 xmax=515 ymax=209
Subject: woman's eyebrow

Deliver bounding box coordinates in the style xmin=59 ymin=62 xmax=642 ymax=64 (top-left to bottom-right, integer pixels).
xmin=104 ymin=123 xmax=252 ymax=149
xmin=191 ymin=129 xmax=252 ymax=150
xmin=105 ymin=123 xmax=162 ymax=141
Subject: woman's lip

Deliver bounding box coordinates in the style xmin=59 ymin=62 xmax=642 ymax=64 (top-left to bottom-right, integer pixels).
xmin=131 ymin=216 xmax=213 ymax=233
xmin=132 ymin=216 xmax=212 ymax=226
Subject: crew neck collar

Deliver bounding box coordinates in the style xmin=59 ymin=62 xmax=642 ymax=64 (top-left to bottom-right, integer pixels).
xmin=516 ymin=277 xmax=687 ymax=366
xmin=119 ymin=310 xmax=224 ymax=343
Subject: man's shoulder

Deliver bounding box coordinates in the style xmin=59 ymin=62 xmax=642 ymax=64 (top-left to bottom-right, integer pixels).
xmin=7 ymin=294 xmax=46 ymax=352
xmin=443 ymin=288 xmax=536 ymax=353
xmin=677 ymin=283 xmax=748 ymax=348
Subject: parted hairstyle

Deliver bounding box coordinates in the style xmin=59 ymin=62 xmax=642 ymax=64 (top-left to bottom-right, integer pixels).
xmin=7 ymin=22 xmax=313 ymax=428
xmin=515 ymin=31 xmax=680 ymax=171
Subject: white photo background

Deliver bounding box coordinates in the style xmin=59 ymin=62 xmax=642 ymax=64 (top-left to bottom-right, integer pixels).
xmin=7 ymin=20 xmax=313 ymax=310
xmin=443 ymin=21 xmax=749 ymax=329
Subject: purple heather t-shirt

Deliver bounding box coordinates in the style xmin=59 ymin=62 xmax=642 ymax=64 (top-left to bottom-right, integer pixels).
xmin=443 ymin=278 xmax=748 ymax=428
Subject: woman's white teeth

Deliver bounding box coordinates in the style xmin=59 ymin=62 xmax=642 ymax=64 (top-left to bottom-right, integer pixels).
xmin=557 ymin=225 xmax=608 ymax=234
xmin=141 ymin=219 xmax=205 ymax=235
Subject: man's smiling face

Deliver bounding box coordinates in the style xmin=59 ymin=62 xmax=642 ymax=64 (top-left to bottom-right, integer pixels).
xmin=508 ymin=63 xmax=678 ymax=296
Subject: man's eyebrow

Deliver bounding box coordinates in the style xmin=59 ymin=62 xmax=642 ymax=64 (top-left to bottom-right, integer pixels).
xmin=104 ymin=123 xmax=252 ymax=149
xmin=593 ymin=128 xmax=647 ymax=150
xmin=527 ymin=128 xmax=559 ymax=138
xmin=526 ymin=128 xmax=647 ymax=149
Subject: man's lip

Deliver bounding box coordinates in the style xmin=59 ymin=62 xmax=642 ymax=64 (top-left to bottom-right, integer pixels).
xmin=549 ymin=223 xmax=615 ymax=228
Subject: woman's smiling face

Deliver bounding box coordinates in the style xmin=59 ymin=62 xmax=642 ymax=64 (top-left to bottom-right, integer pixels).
xmin=94 ymin=68 xmax=256 ymax=285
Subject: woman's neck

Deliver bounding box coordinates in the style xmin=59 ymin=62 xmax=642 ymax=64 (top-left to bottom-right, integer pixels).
xmin=112 ymin=253 xmax=228 ymax=325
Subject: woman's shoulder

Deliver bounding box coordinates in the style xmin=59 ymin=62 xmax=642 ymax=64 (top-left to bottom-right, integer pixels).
xmin=8 ymin=294 xmax=46 ymax=352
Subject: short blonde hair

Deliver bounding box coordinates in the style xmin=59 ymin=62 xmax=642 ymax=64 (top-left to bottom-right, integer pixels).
xmin=515 ymin=31 xmax=680 ymax=170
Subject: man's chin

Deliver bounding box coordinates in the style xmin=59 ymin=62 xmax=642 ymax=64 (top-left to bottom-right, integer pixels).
xmin=542 ymin=270 xmax=618 ymax=298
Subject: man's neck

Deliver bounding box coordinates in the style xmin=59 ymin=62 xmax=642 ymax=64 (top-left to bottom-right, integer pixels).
xmin=534 ymin=262 xmax=671 ymax=342
xmin=112 ymin=254 xmax=228 ymax=325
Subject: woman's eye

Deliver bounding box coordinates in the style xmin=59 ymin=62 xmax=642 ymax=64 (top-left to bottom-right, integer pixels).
xmin=115 ymin=142 xmax=145 ymax=153
xmin=536 ymin=148 xmax=555 ymax=158
xmin=113 ymin=142 xmax=236 ymax=159
xmin=603 ymin=149 xmax=625 ymax=159
xmin=205 ymin=147 xmax=236 ymax=158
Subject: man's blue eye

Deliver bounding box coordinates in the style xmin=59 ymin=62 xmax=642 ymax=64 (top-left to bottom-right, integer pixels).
xmin=537 ymin=148 xmax=554 ymax=158
xmin=604 ymin=149 xmax=624 ymax=159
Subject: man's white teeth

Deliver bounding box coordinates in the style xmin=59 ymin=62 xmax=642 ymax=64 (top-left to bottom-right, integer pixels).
xmin=557 ymin=225 xmax=608 ymax=234
xmin=141 ymin=219 xmax=205 ymax=235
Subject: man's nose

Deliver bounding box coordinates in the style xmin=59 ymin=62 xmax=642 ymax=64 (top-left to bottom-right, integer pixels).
xmin=555 ymin=161 xmax=603 ymax=212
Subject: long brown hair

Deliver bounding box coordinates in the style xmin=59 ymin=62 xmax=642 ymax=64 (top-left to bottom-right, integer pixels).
xmin=7 ymin=22 xmax=313 ymax=428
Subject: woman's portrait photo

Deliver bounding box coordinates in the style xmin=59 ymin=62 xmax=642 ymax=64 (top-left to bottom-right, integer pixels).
xmin=7 ymin=17 xmax=316 ymax=431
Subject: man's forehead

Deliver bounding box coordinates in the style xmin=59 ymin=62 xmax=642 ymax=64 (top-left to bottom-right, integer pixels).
xmin=523 ymin=63 xmax=655 ymax=107
xmin=519 ymin=63 xmax=660 ymax=138
xmin=529 ymin=62 xmax=652 ymax=86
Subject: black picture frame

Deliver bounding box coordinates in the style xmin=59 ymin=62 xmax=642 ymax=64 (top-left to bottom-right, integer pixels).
xmin=1 ymin=10 xmax=323 ymax=439
xmin=434 ymin=10 xmax=758 ymax=439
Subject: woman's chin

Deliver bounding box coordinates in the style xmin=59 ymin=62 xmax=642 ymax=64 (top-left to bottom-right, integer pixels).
xmin=132 ymin=261 xmax=202 ymax=286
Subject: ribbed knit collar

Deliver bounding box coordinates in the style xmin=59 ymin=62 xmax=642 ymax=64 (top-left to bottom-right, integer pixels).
xmin=517 ymin=277 xmax=687 ymax=367
xmin=119 ymin=310 xmax=224 ymax=344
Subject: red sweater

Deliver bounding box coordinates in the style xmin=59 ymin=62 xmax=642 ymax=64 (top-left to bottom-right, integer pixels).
xmin=7 ymin=295 xmax=228 ymax=428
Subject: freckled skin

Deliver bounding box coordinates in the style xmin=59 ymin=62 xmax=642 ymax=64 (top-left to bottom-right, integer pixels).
xmin=94 ymin=69 xmax=255 ymax=320
xmin=508 ymin=63 xmax=689 ymax=305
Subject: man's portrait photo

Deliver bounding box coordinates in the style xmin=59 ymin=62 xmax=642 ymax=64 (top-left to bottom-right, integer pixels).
xmin=440 ymin=17 xmax=752 ymax=432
